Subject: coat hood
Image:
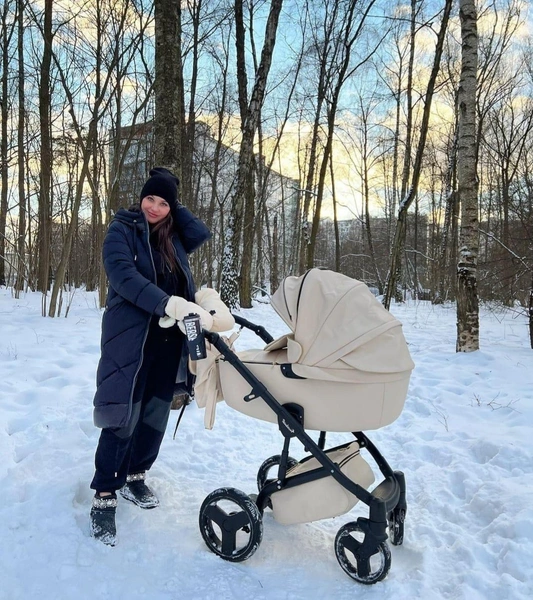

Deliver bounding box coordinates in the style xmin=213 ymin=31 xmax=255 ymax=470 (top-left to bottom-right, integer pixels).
xmin=112 ymin=206 xmax=147 ymax=228
xmin=112 ymin=205 xmax=211 ymax=255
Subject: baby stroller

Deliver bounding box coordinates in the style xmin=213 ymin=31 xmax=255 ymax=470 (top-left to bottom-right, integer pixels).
xmin=190 ymin=269 xmax=414 ymax=584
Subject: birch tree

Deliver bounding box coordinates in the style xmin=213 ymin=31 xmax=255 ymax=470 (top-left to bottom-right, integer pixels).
xmin=456 ymin=0 xmax=479 ymax=352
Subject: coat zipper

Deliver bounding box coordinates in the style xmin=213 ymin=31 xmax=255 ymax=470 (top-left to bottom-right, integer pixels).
xmin=125 ymin=214 xmax=157 ymax=424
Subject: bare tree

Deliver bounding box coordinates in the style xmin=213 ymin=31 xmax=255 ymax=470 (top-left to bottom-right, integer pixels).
xmin=220 ymin=0 xmax=283 ymax=308
xmin=233 ymin=0 xmax=256 ymax=308
xmin=383 ymin=0 xmax=453 ymax=309
xmin=351 ymin=89 xmax=386 ymax=291
xmin=47 ymin=0 xmax=144 ymax=317
xmin=37 ymin=0 xmax=52 ymax=297
xmin=305 ymin=0 xmax=383 ymax=270
xmin=0 ymin=0 xmax=16 ymax=286
xmin=14 ymin=0 xmax=26 ymax=296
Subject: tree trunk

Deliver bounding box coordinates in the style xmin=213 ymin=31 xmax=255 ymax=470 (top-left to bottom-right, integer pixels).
xmin=234 ymin=0 xmax=248 ymax=124
xmin=37 ymin=0 xmax=53 ymax=296
xmin=239 ymin=165 xmax=256 ymax=307
xmin=359 ymin=100 xmax=382 ymax=290
xmin=330 ymin=154 xmax=341 ymax=273
xmin=383 ymin=0 xmax=453 ymax=309
xmin=435 ymin=111 xmax=458 ymax=304
xmin=15 ymin=0 xmax=26 ymax=296
xmin=48 ymin=160 xmax=92 ymax=317
xmin=183 ymin=0 xmax=204 ymax=212
xmin=297 ymin=2 xmax=335 ymax=274
xmin=528 ymin=274 xmax=533 ymax=349
xmin=86 ymin=0 xmax=103 ymax=293
xmin=400 ymin=0 xmax=417 ymax=201
xmin=0 ymin=0 xmax=13 ymax=286
xmin=234 ymin=0 xmax=255 ymax=308
xmin=221 ymin=0 xmax=283 ymax=308
xmin=271 ymin=211 xmax=279 ymax=293
xmin=456 ymin=0 xmax=479 ymax=352
xmin=305 ymin=0 xmax=379 ymax=270
xmin=154 ymin=0 xmax=184 ymax=177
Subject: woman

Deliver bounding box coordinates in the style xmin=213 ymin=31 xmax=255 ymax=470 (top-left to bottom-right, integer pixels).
xmin=90 ymin=167 xmax=217 ymax=546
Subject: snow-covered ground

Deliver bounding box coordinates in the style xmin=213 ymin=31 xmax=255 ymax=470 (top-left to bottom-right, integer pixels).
xmin=0 ymin=286 xmax=532 ymax=600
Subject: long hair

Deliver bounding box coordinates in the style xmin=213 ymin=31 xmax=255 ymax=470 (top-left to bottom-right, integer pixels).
xmin=151 ymin=212 xmax=179 ymax=275
xmin=130 ymin=203 xmax=179 ymax=275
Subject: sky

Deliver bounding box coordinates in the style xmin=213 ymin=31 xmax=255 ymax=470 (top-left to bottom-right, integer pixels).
xmin=0 ymin=285 xmax=532 ymax=599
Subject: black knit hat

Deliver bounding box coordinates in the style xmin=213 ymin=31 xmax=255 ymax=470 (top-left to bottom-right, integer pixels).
xmin=140 ymin=167 xmax=179 ymax=207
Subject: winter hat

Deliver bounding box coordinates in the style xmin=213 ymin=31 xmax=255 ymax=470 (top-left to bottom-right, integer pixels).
xmin=140 ymin=167 xmax=180 ymax=208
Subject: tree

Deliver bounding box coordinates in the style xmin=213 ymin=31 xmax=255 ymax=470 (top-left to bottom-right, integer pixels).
xmin=37 ymin=0 xmax=53 ymax=296
xmin=220 ymin=0 xmax=283 ymax=308
xmin=383 ymin=0 xmax=453 ymax=309
xmin=233 ymin=0 xmax=256 ymax=308
xmin=456 ymin=0 xmax=479 ymax=352
xmin=305 ymin=0 xmax=382 ymax=270
xmin=154 ymin=0 xmax=184 ymax=178
xmin=47 ymin=0 xmax=145 ymax=316
xmin=14 ymin=0 xmax=26 ymax=296
xmin=0 ymin=0 xmax=16 ymax=287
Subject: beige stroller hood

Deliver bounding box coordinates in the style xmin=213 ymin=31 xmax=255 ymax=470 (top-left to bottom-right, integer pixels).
xmin=267 ymin=269 xmax=414 ymax=382
xmin=194 ymin=269 xmax=414 ymax=431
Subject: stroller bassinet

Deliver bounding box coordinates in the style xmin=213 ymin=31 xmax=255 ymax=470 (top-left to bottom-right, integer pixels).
xmin=192 ymin=269 xmax=414 ymax=584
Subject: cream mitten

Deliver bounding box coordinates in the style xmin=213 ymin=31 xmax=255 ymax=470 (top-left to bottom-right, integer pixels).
xmin=164 ymin=296 xmax=214 ymax=330
xmin=158 ymin=315 xmax=176 ymax=329
xmin=195 ymin=288 xmax=235 ymax=332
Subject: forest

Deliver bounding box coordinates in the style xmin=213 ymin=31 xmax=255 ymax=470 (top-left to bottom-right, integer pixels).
xmin=0 ymin=0 xmax=531 ymax=348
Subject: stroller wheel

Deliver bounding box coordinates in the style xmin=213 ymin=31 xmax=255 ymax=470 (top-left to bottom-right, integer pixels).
xmin=388 ymin=507 xmax=406 ymax=546
xmin=256 ymin=455 xmax=298 ymax=492
xmin=199 ymin=488 xmax=263 ymax=562
xmin=334 ymin=522 xmax=391 ymax=584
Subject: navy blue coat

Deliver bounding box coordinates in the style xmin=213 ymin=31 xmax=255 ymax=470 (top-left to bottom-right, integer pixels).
xmin=93 ymin=205 xmax=211 ymax=429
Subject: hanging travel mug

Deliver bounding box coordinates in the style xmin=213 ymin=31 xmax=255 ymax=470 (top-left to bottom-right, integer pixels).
xmin=183 ymin=313 xmax=207 ymax=360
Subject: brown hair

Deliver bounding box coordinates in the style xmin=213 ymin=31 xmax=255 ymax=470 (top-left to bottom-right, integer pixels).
xmin=150 ymin=212 xmax=179 ymax=275
xmin=129 ymin=203 xmax=179 ymax=275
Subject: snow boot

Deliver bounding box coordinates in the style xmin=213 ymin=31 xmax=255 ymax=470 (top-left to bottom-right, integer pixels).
xmin=119 ymin=472 xmax=159 ymax=509
xmin=90 ymin=492 xmax=117 ymax=546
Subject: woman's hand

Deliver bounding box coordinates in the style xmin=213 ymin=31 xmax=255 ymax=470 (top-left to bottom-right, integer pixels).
xmin=195 ymin=288 xmax=235 ymax=332
xmin=164 ymin=296 xmax=214 ymax=331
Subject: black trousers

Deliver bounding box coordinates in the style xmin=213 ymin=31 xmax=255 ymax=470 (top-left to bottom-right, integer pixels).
xmin=91 ymin=324 xmax=182 ymax=492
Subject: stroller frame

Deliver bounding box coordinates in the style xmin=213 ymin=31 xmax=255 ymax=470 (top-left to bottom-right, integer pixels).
xmin=198 ymin=315 xmax=407 ymax=584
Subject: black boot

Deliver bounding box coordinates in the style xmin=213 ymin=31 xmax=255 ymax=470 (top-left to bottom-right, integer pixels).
xmin=120 ymin=472 xmax=159 ymax=509
xmin=90 ymin=492 xmax=117 ymax=546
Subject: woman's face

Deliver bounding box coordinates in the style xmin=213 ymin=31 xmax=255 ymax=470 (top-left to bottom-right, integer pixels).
xmin=141 ymin=195 xmax=171 ymax=225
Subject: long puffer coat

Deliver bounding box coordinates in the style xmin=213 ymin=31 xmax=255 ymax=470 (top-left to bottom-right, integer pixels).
xmin=93 ymin=204 xmax=211 ymax=429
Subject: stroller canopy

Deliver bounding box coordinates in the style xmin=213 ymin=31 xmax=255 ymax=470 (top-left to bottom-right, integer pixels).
xmin=267 ymin=269 xmax=414 ymax=381
xmin=193 ymin=268 xmax=414 ymax=430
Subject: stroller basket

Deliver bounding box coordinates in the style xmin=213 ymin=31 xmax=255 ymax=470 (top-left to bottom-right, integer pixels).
xmin=271 ymin=441 xmax=375 ymax=525
xmin=195 ymin=270 xmax=413 ymax=585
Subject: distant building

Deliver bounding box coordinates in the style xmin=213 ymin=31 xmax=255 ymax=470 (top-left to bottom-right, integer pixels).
xmin=109 ymin=120 xmax=299 ymax=222
xmin=108 ymin=121 xmax=154 ymax=208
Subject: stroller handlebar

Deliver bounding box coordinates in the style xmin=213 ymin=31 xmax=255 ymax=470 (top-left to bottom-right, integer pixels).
xmin=232 ymin=314 xmax=275 ymax=344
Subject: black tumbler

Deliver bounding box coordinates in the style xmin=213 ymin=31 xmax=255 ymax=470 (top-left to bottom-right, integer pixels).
xmin=183 ymin=313 xmax=207 ymax=360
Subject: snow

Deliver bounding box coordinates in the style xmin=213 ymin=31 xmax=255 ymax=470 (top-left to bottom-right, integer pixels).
xmin=1 ymin=288 xmax=532 ymax=600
